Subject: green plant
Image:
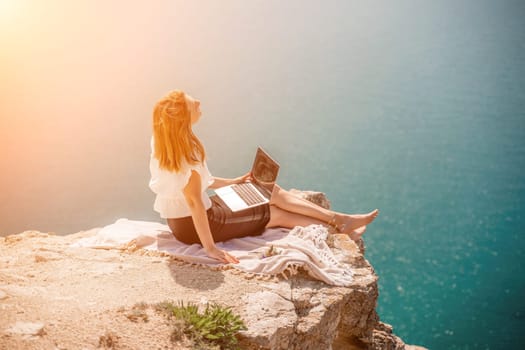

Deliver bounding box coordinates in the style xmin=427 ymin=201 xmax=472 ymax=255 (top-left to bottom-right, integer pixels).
xmin=157 ymin=300 xmax=247 ymax=350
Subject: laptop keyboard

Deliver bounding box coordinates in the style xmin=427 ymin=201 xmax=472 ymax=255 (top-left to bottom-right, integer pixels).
xmin=232 ymin=183 xmax=266 ymax=206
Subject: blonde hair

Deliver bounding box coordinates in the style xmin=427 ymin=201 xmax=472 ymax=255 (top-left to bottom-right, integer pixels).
xmin=152 ymin=90 xmax=206 ymax=172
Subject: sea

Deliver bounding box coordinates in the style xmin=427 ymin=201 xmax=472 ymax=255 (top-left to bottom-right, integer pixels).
xmin=1 ymin=1 xmax=524 ymax=349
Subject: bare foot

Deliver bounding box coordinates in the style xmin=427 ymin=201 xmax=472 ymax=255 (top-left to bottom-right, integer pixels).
xmin=348 ymin=225 xmax=367 ymax=241
xmin=335 ymin=209 xmax=379 ymax=234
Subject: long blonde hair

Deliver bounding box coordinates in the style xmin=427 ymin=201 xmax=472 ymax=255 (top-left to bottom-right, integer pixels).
xmin=152 ymin=90 xmax=206 ymax=172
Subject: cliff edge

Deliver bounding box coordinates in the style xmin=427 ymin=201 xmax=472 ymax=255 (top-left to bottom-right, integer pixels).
xmin=0 ymin=191 xmax=426 ymax=350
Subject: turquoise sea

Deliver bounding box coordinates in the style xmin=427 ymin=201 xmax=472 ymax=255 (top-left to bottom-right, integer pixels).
xmin=1 ymin=1 xmax=524 ymax=349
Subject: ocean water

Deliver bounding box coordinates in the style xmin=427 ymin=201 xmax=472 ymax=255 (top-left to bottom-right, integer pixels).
xmin=1 ymin=1 xmax=524 ymax=349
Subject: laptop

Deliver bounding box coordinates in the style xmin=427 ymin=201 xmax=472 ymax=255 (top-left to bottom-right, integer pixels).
xmin=214 ymin=147 xmax=280 ymax=212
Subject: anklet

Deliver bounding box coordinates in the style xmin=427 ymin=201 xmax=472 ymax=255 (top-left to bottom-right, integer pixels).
xmin=327 ymin=215 xmax=346 ymax=234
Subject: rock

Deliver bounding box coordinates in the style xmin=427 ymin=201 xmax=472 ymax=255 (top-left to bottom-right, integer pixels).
xmin=240 ymin=291 xmax=297 ymax=349
xmin=5 ymin=322 xmax=46 ymax=338
xmin=0 ymin=290 xmax=8 ymax=300
xmin=289 ymin=189 xmax=331 ymax=209
xmin=369 ymin=321 xmax=406 ymax=350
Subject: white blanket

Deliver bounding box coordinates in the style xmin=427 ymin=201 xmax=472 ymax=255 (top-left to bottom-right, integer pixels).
xmin=71 ymin=218 xmax=353 ymax=286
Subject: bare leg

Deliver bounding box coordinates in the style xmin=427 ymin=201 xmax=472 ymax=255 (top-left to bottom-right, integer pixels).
xmin=266 ymin=205 xmax=325 ymax=229
xmin=266 ymin=206 xmax=368 ymax=242
xmin=349 ymin=225 xmax=367 ymax=241
xmin=270 ymin=185 xmax=333 ymax=222
xmin=270 ymin=184 xmax=379 ymax=234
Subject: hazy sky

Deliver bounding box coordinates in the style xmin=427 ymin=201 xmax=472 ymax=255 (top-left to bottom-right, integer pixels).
xmin=1 ymin=1 xmax=209 ymax=233
xmin=1 ymin=0 xmax=390 ymax=234
xmin=2 ymin=0 xmax=520 ymax=236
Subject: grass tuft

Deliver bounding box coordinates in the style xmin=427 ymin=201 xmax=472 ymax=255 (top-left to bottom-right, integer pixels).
xmin=155 ymin=300 xmax=247 ymax=350
xmin=98 ymin=331 xmax=119 ymax=349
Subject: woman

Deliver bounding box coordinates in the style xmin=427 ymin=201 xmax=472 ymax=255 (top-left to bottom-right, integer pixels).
xmin=149 ymin=90 xmax=379 ymax=264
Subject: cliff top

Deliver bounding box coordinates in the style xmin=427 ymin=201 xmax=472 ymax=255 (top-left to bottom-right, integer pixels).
xmin=0 ymin=191 xmax=425 ymax=350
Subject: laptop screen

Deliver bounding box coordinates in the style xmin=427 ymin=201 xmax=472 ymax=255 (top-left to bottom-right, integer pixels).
xmin=251 ymin=147 xmax=280 ymax=195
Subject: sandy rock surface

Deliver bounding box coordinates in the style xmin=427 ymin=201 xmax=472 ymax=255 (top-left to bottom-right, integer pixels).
xmin=1 ymin=229 xmax=271 ymax=349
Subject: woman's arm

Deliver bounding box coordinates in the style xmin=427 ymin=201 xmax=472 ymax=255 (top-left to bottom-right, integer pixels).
xmin=183 ymin=170 xmax=239 ymax=264
xmin=208 ymin=172 xmax=252 ymax=189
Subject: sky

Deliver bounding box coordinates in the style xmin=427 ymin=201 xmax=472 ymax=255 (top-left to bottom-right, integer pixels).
xmin=0 ymin=0 xmax=384 ymax=235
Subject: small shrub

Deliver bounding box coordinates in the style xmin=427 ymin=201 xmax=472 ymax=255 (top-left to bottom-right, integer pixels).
xmin=98 ymin=331 xmax=119 ymax=349
xmin=125 ymin=309 xmax=149 ymax=323
xmin=156 ymin=300 xmax=247 ymax=350
xmin=154 ymin=300 xmax=177 ymax=318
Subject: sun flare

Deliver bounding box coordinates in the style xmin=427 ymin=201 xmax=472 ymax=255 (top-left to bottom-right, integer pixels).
xmin=0 ymin=0 xmax=20 ymax=25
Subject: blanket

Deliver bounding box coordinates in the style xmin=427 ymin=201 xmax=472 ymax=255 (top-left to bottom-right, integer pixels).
xmin=70 ymin=218 xmax=353 ymax=286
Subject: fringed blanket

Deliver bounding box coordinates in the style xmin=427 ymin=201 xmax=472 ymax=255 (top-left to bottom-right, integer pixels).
xmin=70 ymin=218 xmax=353 ymax=286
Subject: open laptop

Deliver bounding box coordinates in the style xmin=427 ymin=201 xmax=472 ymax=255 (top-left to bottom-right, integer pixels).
xmin=214 ymin=147 xmax=280 ymax=212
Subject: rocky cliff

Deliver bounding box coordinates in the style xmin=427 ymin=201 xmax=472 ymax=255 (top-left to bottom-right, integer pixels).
xmin=0 ymin=191 xmax=426 ymax=350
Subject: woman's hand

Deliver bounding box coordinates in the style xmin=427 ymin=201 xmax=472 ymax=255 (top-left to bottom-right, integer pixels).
xmin=209 ymin=173 xmax=252 ymax=189
xmin=234 ymin=172 xmax=252 ymax=184
xmin=205 ymin=246 xmax=240 ymax=264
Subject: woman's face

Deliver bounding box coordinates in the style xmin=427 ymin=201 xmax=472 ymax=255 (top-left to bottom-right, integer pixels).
xmin=185 ymin=94 xmax=202 ymax=125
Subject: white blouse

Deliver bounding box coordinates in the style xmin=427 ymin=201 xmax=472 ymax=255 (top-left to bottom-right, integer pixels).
xmin=148 ymin=137 xmax=214 ymax=218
